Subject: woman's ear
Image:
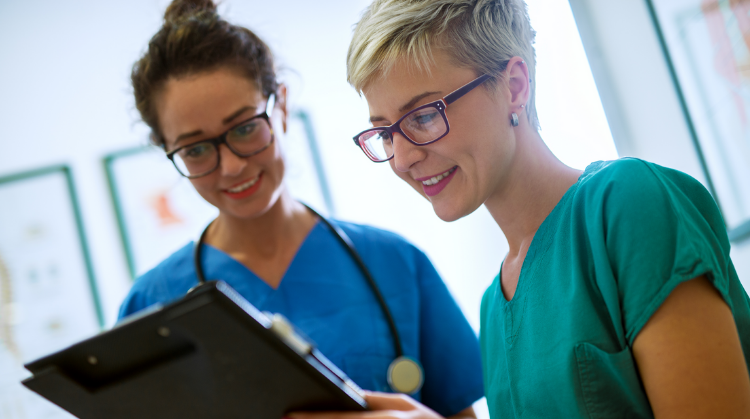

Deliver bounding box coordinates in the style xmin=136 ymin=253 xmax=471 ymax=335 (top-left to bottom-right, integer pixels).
xmin=275 ymin=83 xmax=288 ymax=133
xmin=506 ymin=56 xmax=530 ymax=113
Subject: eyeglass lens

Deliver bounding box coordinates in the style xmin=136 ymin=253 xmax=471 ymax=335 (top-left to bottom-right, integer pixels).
xmin=173 ymin=117 xmax=272 ymax=177
xmin=357 ymin=104 xmax=447 ymax=162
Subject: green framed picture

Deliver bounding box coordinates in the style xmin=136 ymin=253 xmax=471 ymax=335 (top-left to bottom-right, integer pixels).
xmin=105 ymin=109 xmax=335 ymax=280
xmin=647 ymin=0 xmax=750 ymax=242
xmin=0 ymin=165 xmax=103 ymax=418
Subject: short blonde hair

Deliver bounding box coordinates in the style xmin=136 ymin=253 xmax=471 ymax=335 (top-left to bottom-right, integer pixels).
xmin=348 ymin=0 xmax=539 ymax=129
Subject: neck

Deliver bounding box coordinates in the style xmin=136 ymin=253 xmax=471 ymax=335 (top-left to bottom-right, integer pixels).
xmin=206 ymin=189 xmax=316 ymax=260
xmin=484 ymin=127 xmax=582 ymax=256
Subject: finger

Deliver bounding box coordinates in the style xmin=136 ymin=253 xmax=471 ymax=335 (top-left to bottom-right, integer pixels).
xmin=364 ymin=392 xmax=417 ymax=411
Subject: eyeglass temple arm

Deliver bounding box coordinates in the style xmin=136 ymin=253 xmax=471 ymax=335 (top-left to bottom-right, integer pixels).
xmin=443 ymin=74 xmax=492 ymax=105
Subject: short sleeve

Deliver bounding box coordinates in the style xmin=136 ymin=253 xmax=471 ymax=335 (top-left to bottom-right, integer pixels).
xmin=116 ymin=243 xmax=196 ymax=322
xmin=117 ymin=269 xmax=163 ymax=321
xmin=117 ymin=287 xmax=147 ymax=320
xmin=414 ymin=250 xmax=485 ymax=416
xmin=593 ymin=159 xmax=732 ymax=345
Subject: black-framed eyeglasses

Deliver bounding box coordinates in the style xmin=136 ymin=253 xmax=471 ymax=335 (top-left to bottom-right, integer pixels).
xmin=166 ymin=94 xmax=276 ymax=179
xmin=352 ymin=74 xmax=492 ymax=162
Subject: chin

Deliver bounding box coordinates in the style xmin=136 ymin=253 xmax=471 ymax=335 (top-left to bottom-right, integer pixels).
xmin=431 ymin=200 xmax=473 ymax=223
xmin=216 ymin=190 xmax=277 ymax=221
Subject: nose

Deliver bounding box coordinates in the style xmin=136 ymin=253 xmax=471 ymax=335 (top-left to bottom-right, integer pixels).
xmin=218 ymin=144 xmax=247 ymax=177
xmin=390 ymin=132 xmax=426 ymax=173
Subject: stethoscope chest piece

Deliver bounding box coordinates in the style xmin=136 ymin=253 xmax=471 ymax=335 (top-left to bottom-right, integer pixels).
xmin=387 ymin=356 xmax=424 ymax=394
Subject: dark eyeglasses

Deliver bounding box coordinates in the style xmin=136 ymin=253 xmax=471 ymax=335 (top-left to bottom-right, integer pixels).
xmin=166 ymin=94 xmax=276 ymax=179
xmin=353 ymin=74 xmax=491 ymax=162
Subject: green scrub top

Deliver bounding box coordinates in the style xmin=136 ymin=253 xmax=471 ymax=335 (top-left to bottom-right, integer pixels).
xmin=480 ymin=158 xmax=750 ymax=418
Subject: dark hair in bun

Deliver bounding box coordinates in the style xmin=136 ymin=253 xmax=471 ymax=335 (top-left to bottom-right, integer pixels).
xmin=132 ymin=0 xmax=278 ymax=146
xmin=163 ymin=0 xmax=218 ymax=23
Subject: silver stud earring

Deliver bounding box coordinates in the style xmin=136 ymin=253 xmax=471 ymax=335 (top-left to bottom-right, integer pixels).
xmin=511 ymin=113 xmax=519 ymax=127
xmin=520 ymin=104 xmax=525 ymax=108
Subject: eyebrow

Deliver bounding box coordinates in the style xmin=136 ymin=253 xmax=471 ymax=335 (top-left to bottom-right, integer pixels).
xmin=173 ymin=105 xmax=256 ymax=145
xmin=369 ymin=91 xmax=442 ymax=124
xmin=223 ymin=105 xmax=255 ymax=125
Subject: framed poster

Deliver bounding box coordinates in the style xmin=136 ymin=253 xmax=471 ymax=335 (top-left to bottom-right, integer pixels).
xmin=105 ymin=109 xmax=335 ymax=279
xmin=647 ymin=0 xmax=750 ymax=242
xmin=0 ymin=165 xmax=103 ymax=418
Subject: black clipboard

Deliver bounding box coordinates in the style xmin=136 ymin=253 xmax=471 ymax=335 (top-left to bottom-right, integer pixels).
xmin=21 ymin=281 xmax=368 ymax=418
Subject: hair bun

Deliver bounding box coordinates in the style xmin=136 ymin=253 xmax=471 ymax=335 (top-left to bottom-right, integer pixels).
xmin=164 ymin=0 xmax=218 ymax=23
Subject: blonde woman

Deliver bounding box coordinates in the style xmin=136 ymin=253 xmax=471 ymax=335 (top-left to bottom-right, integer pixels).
xmin=293 ymin=0 xmax=750 ymax=418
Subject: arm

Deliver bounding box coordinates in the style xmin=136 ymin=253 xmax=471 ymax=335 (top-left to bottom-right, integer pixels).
xmin=633 ymin=276 xmax=750 ymax=418
xmin=289 ymin=392 xmax=477 ymax=419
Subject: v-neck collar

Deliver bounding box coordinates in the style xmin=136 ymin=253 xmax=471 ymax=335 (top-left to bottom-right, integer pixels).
xmin=198 ymin=219 xmax=324 ymax=308
xmin=498 ymin=172 xmax=584 ymax=306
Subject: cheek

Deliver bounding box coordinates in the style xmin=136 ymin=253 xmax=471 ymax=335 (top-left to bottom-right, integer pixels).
xmin=268 ymin=143 xmax=286 ymax=179
xmin=188 ymin=177 xmax=221 ymax=205
xmin=253 ymin=142 xmax=286 ymax=194
xmin=189 ymin=177 xmax=213 ymax=192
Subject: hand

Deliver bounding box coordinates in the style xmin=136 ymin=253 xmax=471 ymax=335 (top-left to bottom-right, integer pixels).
xmin=288 ymin=391 xmax=444 ymax=419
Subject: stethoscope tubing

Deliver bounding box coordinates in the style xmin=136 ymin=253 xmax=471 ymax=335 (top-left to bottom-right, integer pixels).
xmin=192 ymin=204 xmax=404 ymax=359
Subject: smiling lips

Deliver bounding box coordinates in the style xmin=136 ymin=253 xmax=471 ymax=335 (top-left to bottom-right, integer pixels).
xmin=223 ymin=173 xmax=263 ymax=199
xmin=418 ymin=166 xmax=458 ymax=197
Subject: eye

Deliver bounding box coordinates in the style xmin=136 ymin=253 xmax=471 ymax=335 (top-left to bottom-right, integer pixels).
xmin=409 ymin=110 xmax=440 ymax=126
xmin=233 ymin=121 xmax=257 ymax=137
xmin=183 ymin=142 xmax=211 ymax=158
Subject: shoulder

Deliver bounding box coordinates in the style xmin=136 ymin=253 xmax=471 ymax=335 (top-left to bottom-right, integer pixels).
xmin=118 ymin=242 xmax=197 ymax=319
xmin=134 ymin=242 xmax=197 ymax=291
xmin=574 ymin=158 xmax=720 ymax=224
xmin=332 ymin=220 xmax=415 ymax=245
xmin=327 ymin=219 xmax=437 ymax=282
xmin=571 ymin=158 xmax=730 ymax=273
xmin=576 ymin=158 xmax=710 ymax=201
xmin=576 ymin=158 xmax=663 ymax=198
xmin=330 ymin=219 xmax=425 ymax=258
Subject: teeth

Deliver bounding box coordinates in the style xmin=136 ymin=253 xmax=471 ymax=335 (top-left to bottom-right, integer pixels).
xmin=227 ymin=176 xmax=259 ymax=193
xmin=422 ymin=167 xmax=456 ymax=186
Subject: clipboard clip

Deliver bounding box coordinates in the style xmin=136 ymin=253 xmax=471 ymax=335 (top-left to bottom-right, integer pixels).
xmin=268 ymin=313 xmax=313 ymax=355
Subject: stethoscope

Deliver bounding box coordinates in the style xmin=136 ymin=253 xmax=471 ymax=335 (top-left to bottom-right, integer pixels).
xmin=193 ymin=204 xmax=425 ymax=394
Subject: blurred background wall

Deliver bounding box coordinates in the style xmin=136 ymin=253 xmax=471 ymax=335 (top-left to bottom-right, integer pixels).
xmin=0 ymin=0 xmax=747 ymax=417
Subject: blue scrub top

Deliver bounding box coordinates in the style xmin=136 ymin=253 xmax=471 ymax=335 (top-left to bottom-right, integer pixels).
xmin=119 ymin=220 xmax=484 ymax=417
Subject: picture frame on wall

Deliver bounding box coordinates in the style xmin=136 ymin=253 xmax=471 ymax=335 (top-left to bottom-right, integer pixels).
xmin=104 ymin=109 xmax=336 ymax=280
xmin=647 ymin=0 xmax=750 ymax=242
xmin=0 ymin=165 xmax=103 ymax=418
